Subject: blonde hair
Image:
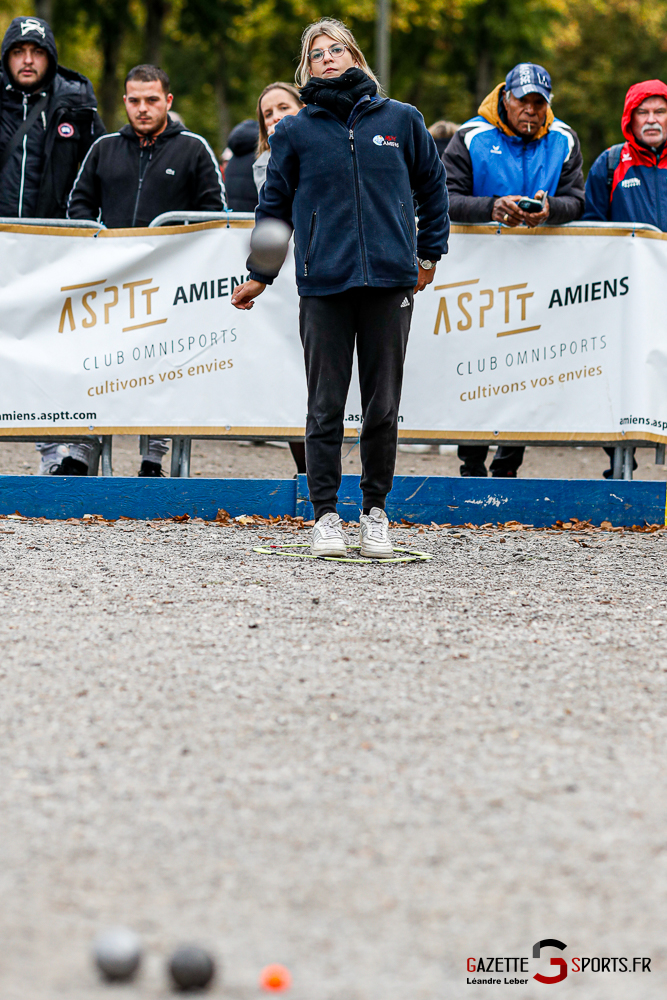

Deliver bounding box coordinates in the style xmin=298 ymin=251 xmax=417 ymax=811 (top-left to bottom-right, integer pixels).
xmin=295 ymin=18 xmax=381 ymax=90
xmin=256 ymin=82 xmax=303 ymax=156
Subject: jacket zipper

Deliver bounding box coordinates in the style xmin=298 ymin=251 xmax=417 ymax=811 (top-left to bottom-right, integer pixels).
xmin=521 ymin=142 xmax=527 ymax=197
xmin=348 ymin=109 xmax=374 ymax=286
xmin=17 ymin=94 xmax=28 ymax=217
xmin=309 ymin=100 xmax=384 ymax=285
xmin=304 ymin=211 xmax=317 ymax=276
xmin=400 ymin=201 xmax=416 ymax=263
xmin=132 ymin=147 xmax=152 ymax=226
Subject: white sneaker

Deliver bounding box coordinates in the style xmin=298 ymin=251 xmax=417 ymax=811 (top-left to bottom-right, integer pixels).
xmin=359 ymin=507 xmax=393 ymax=558
xmin=311 ymin=512 xmax=347 ymax=557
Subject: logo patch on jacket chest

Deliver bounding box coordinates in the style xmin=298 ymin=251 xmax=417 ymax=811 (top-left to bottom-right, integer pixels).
xmin=621 ymin=177 xmax=641 ymax=188
xmin=373 ymin=134 xmax=399 ymax=148
xmin=58 ymin=123 xmax=75 ymax=138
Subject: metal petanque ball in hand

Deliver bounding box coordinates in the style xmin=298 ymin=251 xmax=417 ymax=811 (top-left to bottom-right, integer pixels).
xmin=93 ymin=927 xmax=142 ymax=981
xmin=168 ymin=944 xmax=215 ymax=990
xmin=248 ymin=219 xmax=291 ymax=277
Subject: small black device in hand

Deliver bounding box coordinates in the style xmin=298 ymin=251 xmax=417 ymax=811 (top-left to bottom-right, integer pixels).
xmin=517 ymin=196 xmax=545 ymax=213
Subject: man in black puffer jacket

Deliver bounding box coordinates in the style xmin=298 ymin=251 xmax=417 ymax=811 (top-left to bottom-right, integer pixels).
xmin=2 ymin=16 xmax=106 ymax=478
xmin=0 ymin=15 xmax=104 ymax=219
xmin=225 ymin=118 xmax=259 ymax=212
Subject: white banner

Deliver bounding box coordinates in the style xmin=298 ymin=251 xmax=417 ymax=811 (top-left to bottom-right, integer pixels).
xmin=0 ymin=220 xmax=665 ymax=444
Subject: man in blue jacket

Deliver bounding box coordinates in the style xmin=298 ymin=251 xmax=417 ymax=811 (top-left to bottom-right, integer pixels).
xmin=232 ymin=18 xmax=448 ymax=558
xmin=583 ymin=79 xmax=667 ymax=478
xmin=444 ymin=63 xmax=584 ymax=477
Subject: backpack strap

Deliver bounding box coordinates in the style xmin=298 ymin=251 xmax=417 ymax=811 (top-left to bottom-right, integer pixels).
xmin=606 ymin=143 xmax=624 ymax=191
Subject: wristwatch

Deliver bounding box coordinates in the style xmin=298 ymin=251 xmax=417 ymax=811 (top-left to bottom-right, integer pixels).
xmin=417 ymin=258 xmax=436 ymax=270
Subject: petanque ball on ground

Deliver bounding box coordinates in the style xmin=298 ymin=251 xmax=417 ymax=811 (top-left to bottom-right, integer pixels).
xmin=168 ymin=945 xmax=215 ymax=990
xmin=93 ymin=927 xmax=142 ymax=981
xmin=248 ymin=219 xmax=291 ymax=277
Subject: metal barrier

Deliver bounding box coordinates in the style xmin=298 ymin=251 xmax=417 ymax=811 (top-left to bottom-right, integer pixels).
xmin=148 ymin=210 xmax=255 ymax=227
xmin=560 ymin=220 xmax=662 ymax=233
xmin=462 ymin=220 xmax=663 ymax=234
xmin=0 ymin=217 xmax=104 ymax=229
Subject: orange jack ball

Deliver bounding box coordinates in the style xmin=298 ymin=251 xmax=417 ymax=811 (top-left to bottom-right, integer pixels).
xmin=260 ymin=964 xmax=292 ymax=992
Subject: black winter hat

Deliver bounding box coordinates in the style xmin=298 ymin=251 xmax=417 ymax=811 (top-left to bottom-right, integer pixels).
xmin=1 ymin=16 xmax=58 ymax=90
xmin=227 ymin=119 xmax=259 ymax=157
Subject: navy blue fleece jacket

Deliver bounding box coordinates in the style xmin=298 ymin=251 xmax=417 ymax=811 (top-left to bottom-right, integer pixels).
xmin=251 ymin=96 xmax=449 ymax=296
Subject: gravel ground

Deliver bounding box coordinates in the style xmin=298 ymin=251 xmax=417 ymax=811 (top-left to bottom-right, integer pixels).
xmin=2 ymin=436 xmax=666 ymax=481
xmin=1 ymin=513 xmax=666 ymax=999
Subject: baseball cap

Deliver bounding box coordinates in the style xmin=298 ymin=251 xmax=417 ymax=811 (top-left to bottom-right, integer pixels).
xmin=505 ymin=63 xmax=552 ymax=103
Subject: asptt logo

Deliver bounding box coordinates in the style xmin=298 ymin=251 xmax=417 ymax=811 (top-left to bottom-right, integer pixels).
xmin=433 ymin=275 xmax=538 ymax=340
xmin=57 ymin=275 xmax=166 ymax=334
xmin=533 ymin=939 xmax=567 ymax=984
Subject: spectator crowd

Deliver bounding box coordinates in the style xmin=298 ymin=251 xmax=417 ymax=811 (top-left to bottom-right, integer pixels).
xmin=0 ymin=14 xmax=664 ymax=494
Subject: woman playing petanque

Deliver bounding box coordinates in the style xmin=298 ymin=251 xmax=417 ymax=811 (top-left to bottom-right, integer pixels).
xmin=232 ymin=18 xmax=449 ymax=557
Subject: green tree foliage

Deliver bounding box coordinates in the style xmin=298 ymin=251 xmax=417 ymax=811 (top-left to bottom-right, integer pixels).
xmin=546 ymin=0 xmax=667 ymax=165
xmin=4 ymin=0 xmax=667 ymax=167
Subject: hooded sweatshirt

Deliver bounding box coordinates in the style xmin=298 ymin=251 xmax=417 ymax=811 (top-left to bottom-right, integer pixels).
xmin=0 ymin=16 xmax=104 ymax=218
xmin=443 ymin=83 xmax=584 ymax=224
xmin=583 ymin=80 xmax=667 ymax=230
xmin=224 ymin=118 xmax=259 ymax=212
xmin=67 ymin=118 xmax=226 ymax=228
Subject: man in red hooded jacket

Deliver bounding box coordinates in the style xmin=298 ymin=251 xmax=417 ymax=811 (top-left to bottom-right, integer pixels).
xmin=583 ymin=80 xmax=667 ymax=477
xmin=583 ymin=80 xmax=667 ymax=229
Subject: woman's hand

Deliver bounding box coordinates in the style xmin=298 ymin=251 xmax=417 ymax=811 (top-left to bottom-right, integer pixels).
xmin=414 ymin=263 xmax=436 ymax=293
xmin=231 ymin=279 xmax=266 ymax=311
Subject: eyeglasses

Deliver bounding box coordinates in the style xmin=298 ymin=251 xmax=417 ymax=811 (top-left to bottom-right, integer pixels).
xmin=309 ymin=44 xmax=348 ymax=63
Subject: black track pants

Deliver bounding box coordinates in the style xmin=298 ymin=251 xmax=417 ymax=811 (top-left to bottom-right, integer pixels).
xmin=299 ymin=286 xmax=413 ymax=516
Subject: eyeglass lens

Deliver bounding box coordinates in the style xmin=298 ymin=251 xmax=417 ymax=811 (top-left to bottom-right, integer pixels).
xmin=310 ymin=45 xmax=346 ymax=62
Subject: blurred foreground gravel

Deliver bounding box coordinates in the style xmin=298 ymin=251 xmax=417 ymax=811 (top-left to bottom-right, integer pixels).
xmin=1 ymin=514 xmax=666 ymax=999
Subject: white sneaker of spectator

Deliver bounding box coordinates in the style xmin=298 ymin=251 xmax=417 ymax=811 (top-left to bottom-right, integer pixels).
xmin=311 ymin=512 xmax=347 ymax=557
xmin=359 ymin=507 xmax=393 ymax=558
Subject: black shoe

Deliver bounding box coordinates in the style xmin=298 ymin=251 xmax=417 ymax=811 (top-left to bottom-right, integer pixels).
xmin=50 ymin=456 xmax=88 ymax=476
xmin=460 ymin=464 xmax=488 ymax=477
xmin=492 ymin=469 xmax=517 ymax=478
xmin=139 ymin=460 xmax=165 ymax=477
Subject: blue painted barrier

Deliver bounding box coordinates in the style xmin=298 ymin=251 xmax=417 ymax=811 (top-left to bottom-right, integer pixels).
xmin=0 ymin=476 xmax=296 ymax=521
xmin=295 ymin=475 xmax=667 ymax=528
xmin=0 ymin=474 xmax=664 ymax=526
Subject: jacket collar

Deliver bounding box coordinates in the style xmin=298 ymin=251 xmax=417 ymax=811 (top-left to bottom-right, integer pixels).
xmin=625 ymin=137 xmax=667 ymax=165
xmin=119 ymin=118 xmax=184 ymax=145
xmin=478 ymin=82 xmax=554 ymax=141
xmin=306 ymin=95 xmax=388 ymax=119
